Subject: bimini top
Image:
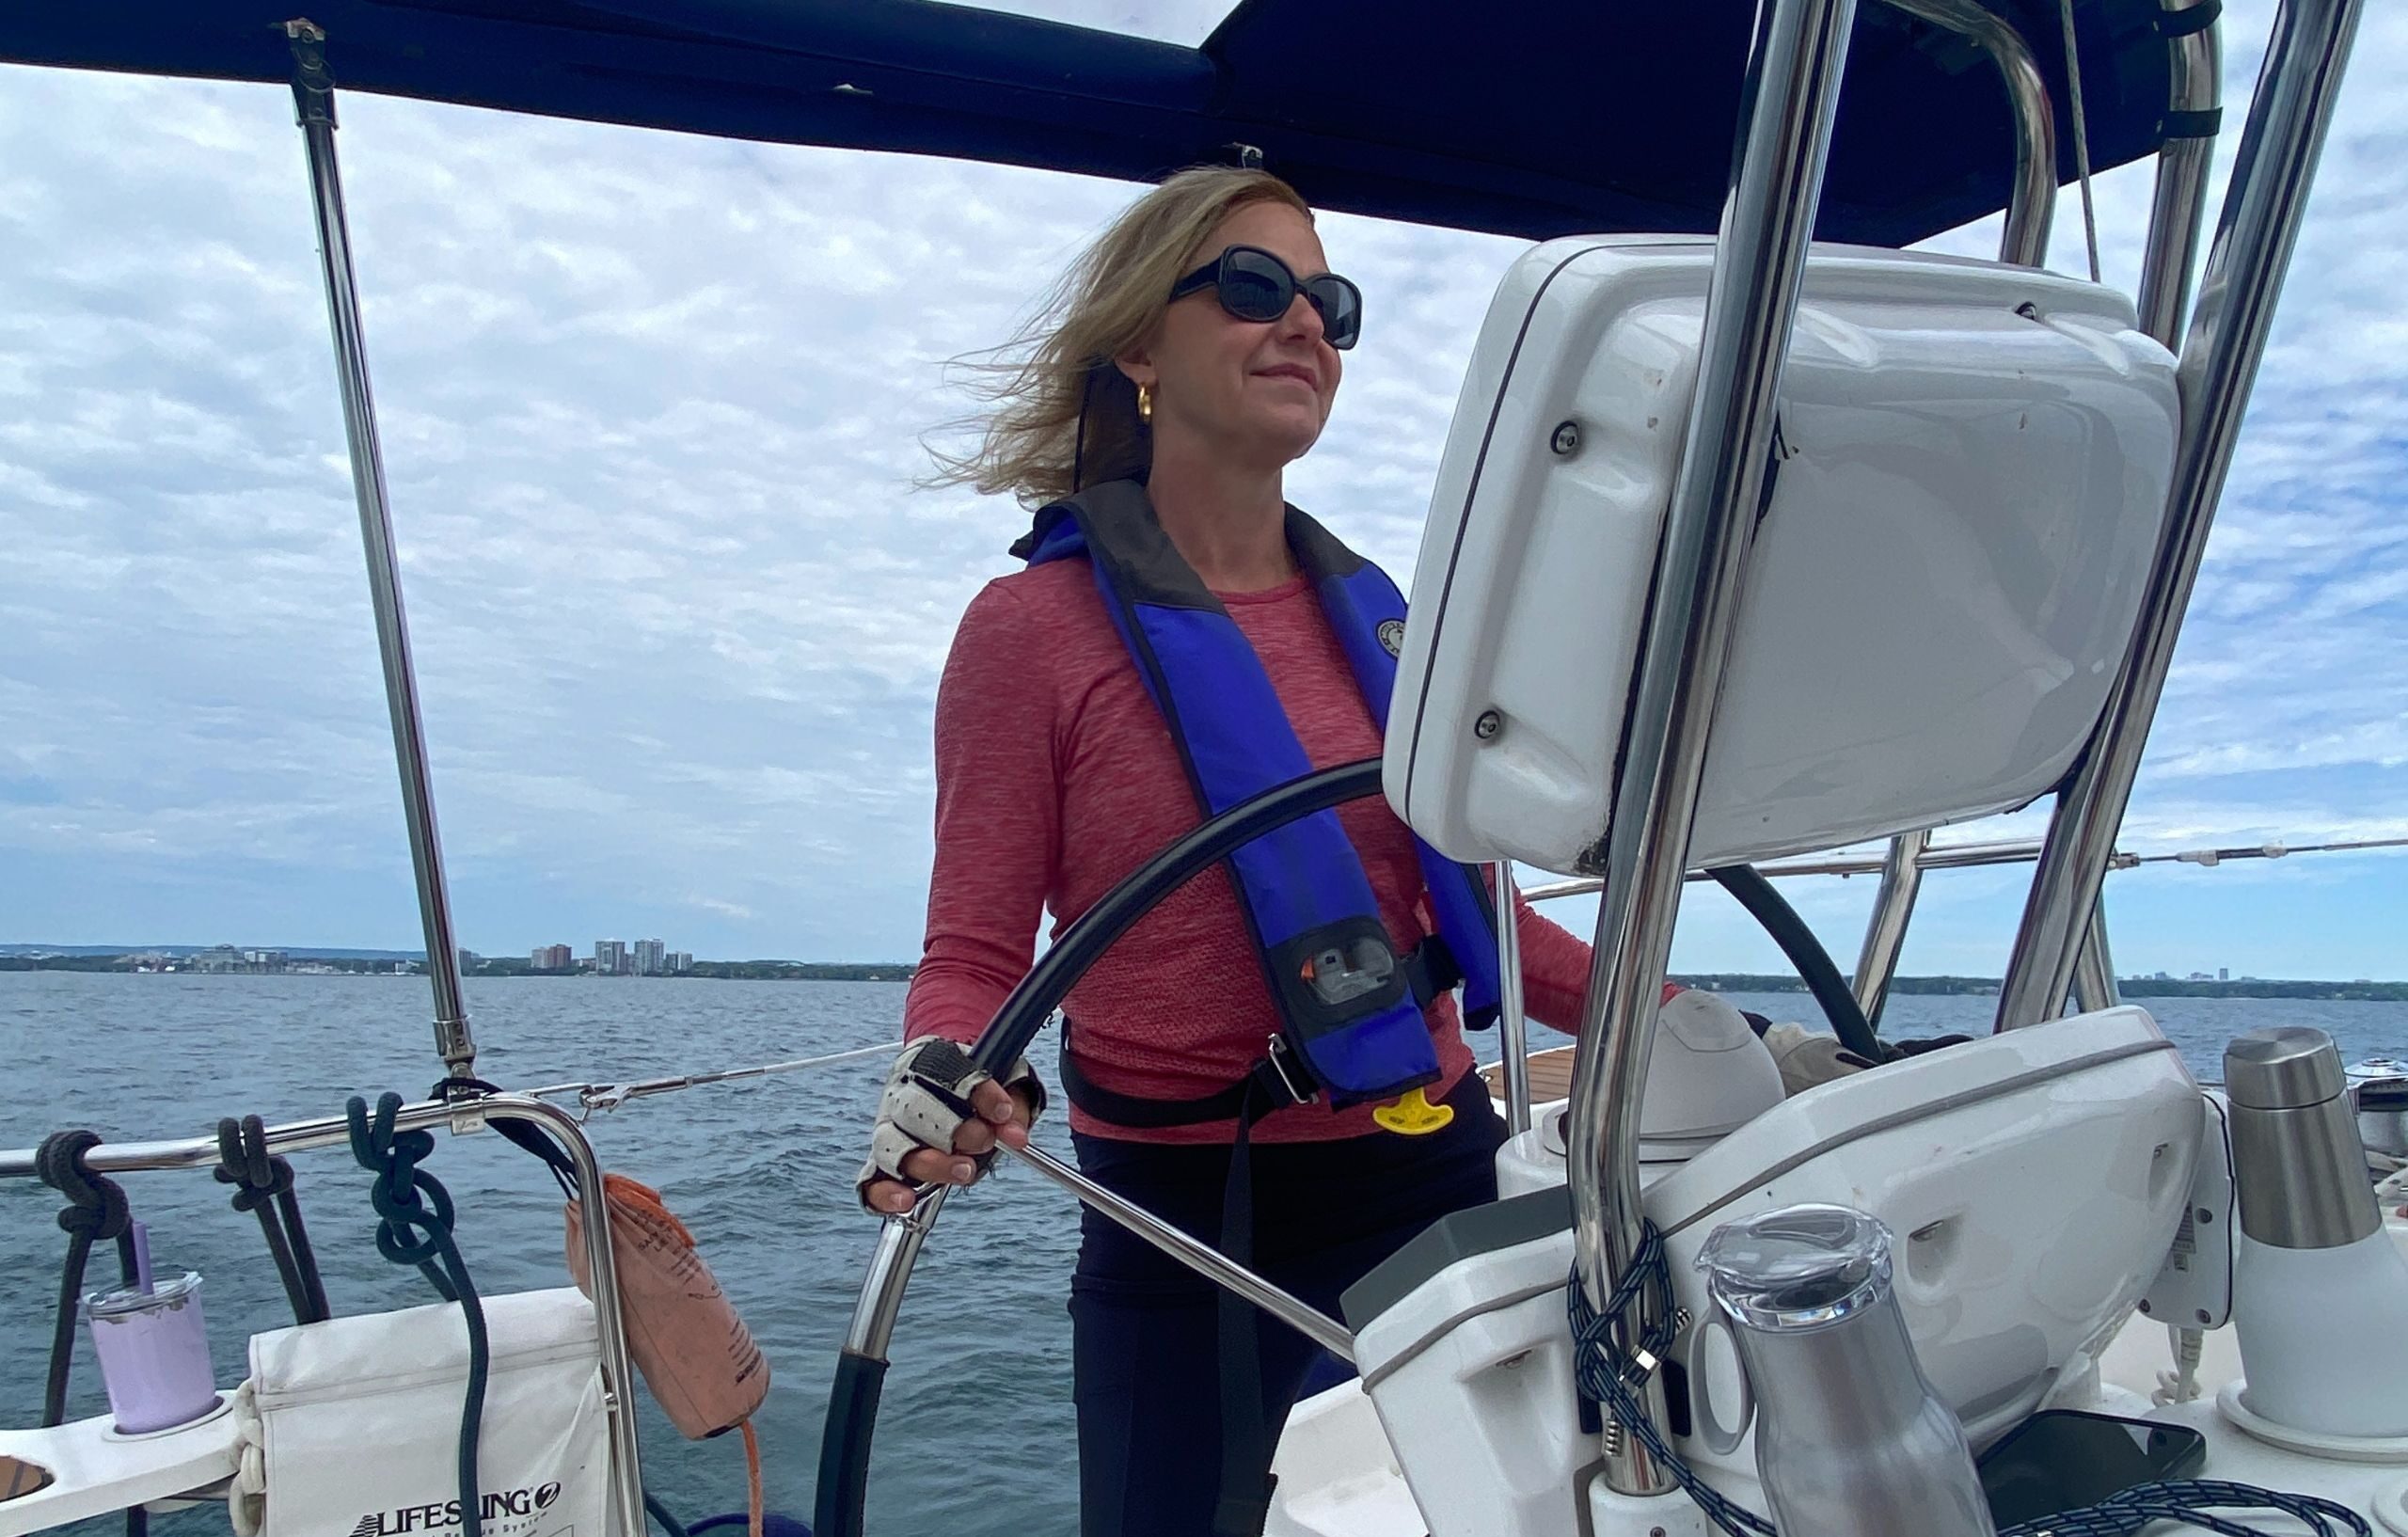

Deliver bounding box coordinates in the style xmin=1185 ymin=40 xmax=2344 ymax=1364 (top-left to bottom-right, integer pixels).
xmin=7 ymin=0 xmax=2185 ymax=246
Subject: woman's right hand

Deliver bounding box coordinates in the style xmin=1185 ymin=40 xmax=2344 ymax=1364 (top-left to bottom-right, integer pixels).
xmin=856 ymin=1038 xmax=1043 ymax=1215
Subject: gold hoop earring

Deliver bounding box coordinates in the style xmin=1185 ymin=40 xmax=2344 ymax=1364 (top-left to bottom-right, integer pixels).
xmin=1136 ymin=382 xmax=1153 ymax=426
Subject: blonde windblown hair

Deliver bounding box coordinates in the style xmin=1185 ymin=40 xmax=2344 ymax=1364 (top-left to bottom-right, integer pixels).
xmin=928 ymin=166 xmax=1314 ymax=509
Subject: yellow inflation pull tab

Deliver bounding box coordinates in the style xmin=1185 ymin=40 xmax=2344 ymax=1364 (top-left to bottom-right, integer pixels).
xmin=1372 ymin=1086 xmax=1455 ymax=1135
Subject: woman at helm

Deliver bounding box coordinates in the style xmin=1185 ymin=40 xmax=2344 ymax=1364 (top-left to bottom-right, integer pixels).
xmin=858 ymin=166 xmax=1599 ymax=1537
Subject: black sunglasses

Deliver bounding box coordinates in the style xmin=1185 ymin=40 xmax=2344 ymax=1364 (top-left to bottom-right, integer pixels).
xmin=1167 ymin=245 xmax=1363 ymax=351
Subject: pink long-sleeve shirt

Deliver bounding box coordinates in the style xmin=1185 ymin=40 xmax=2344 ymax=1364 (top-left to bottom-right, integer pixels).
xmin=902 ymin=555 xmax=1595 ymax=1144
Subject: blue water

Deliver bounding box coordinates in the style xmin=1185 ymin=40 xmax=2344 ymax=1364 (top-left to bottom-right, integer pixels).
xmin=3 ymin=973 xmax=2402 ymax=1536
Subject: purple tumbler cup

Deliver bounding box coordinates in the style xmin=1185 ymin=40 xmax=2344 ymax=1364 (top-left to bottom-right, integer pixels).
xmin=85 ymin=1272 xmax=219 ymax=1434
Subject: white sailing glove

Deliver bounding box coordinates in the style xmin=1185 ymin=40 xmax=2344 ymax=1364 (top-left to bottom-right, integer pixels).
xmin=855 ymin=1037 xmax=1044 ymax=1211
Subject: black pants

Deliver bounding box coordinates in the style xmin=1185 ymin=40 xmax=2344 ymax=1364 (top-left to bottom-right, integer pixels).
xmin=1068 ymin=1073 xmax=1506 ymax=1537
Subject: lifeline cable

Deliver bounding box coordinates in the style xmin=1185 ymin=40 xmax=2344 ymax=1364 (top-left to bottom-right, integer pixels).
xmin=1566 ymin=1227 xmax=2373 ymax=1537
xmin=348 ymin=1092 xmax=491 ymax=1537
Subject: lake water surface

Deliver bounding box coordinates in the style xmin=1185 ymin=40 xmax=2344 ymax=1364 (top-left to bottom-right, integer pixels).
xmin=4 ymin=973 xmax=2401 ymax=1535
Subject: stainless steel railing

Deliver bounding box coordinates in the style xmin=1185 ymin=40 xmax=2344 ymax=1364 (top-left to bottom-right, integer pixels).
xmin=0 ymin=1096 xmax=645 ymax=1537
xmin=2000 ymin=0 xmax=2366 ymax=1031
xmin=1562 ymin=0 xmax=1862 ymax=1494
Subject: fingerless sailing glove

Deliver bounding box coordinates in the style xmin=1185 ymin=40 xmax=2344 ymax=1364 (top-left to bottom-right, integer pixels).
xmin=855 ymin=1037 xmax=1044 ymax=1211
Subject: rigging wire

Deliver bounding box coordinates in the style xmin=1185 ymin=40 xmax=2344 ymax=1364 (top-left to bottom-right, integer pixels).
xmin=525 ymin=1039 xmax=903 ymax=1119
xmin=2059 ymin=0 xmax=2104 ymax=280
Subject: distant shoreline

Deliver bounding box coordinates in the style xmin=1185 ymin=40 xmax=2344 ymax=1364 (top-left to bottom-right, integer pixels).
xmin=1671 ymin=972 xmax=2408 ymax=1004
xmin=0 ymin=953 xmax=912 ymax=983
xmin=4 ymin=954 xmax=2404 ymax=1001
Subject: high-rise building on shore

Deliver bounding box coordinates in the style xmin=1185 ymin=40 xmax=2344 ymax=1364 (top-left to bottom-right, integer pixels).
xmin=633 ymin=938 xmax=666 ymax=976
xmin=669 ymin=951 xmax=692 ymax=974
xmin=594 ymin=939 xmax=628 ymax=975
xmin=531 ymin=943 xmax=573 ymax=972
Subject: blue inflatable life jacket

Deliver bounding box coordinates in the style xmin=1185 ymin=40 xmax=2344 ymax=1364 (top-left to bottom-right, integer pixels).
xmin=1014 ymin=477 xmax=1501 ymax=1112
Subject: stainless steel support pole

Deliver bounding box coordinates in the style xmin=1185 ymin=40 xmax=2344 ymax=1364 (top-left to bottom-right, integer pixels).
xmin=1563 ymin=0 xmax=1860 ymax=1495
xmin=1846 ymin=4 xmax=2052 ymax=1026
xmin=285 ymin=22 xmax=475 ymax=1079
xmin=1997 ymin=0 xmax=2363 ymax=1031
xmin=1002 ymin=1144 xmax=1357 ymax=1361
xmin=1853 ymin=828 xmax=1927 ymax=1026
xmin=518 ymin=1097 xmax=648 ymax=1537
xmin=1495 ymin=860 xmax=1533 ymax=1136
xmin=843 ymin=1187 xmax=948 ymax=1358
xmin=2073 ymin=896 xmax=2120 ymax=1013
xmin=1879 ymin=0 xmax=2056 ymax=267
xmin=2138 ymin=0 xmax=2224 ymax=348
xmin=0 ymin=1096 xmax=643 ymax=1537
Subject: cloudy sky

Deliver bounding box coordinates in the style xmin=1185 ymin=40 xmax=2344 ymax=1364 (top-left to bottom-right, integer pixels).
xmin=2 ymin=1 xmax=2402 ymax=981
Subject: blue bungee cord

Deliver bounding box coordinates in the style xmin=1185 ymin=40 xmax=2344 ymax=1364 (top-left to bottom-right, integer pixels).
xmin=348 ymin=1092 xmax=491 ymax=1537
xmin=1565 ymin=1225 xmax=2373 ymax=1537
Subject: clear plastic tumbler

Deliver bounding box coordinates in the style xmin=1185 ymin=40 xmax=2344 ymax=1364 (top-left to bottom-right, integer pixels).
xmin=85 ymin=1272 xmax=219 ymax=1434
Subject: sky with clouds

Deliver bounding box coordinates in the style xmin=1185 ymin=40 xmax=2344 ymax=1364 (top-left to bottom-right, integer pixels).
xmin=1 ymin=0 xmax=2402 ymax=981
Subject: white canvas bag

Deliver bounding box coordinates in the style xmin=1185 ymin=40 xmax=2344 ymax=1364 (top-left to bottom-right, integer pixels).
xmin=231 ymin=1289 xmax=615 ymax=1537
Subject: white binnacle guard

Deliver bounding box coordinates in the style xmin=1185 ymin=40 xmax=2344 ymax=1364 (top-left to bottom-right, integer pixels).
xmin=1383 ymin=237 xmax=2180 ymax=875
xmin=1355 ymin=1009 xmax=2202 ymax=1537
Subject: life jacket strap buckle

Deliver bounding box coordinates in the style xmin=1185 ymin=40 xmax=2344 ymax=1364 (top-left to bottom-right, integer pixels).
xmin=1258 ymin=1035 xmax=1318 ymax=1110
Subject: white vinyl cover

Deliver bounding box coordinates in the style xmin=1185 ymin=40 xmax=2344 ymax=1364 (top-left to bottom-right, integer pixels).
xmin=237 ymin=1289 xmax=612 ymax=1537
xmin=1386 ymin=238 xmax=2180 ymax=873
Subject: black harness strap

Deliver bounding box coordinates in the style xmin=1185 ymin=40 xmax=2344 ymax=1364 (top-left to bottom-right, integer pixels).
xmin=1055 ymin=936 xmax=1462 ymax=1130
xmin=1055 ymin=934 xmax=1464 ymax=1536
xmin=1210 ymin=1072 xmax=1288 ymax=1537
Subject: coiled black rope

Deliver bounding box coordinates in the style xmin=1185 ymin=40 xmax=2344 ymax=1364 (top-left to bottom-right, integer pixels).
xmin=34 ymin=1131 xmax=138 ymax=1429
xmin=1566 ymin=1230 xmax=2372 ymax=1537
xmin=409 ymin=1079 xmax=694 ymax=1537
xmin=216 ymin=1114 xmax=331 ymax=1325
xmin=348 ymin=1092 xmax=489 ymax=1537
xmin=35 ymin=1130 xmax=149 ymax=1537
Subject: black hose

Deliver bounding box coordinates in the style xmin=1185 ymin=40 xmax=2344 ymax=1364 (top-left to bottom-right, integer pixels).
xmin=1705 ymin=864 xmax=1882 ymax=1061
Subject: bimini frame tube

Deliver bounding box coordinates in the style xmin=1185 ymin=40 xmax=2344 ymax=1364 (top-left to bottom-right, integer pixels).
xmin=285 ymin=21 xmax=475 ymax=1079
xmin=1850 ymin=0 xmax=2052 ymax=1024
xmin=1563 ymin=0 xmax=1860 ymax=1496
xmin=1881 ymin=0 xmax=2056 ymax=267
xmin=2138 ymin=0 xmax=2226 ymax=348
xmin=1998 ymin=0 xmax=2364 ymax=1031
